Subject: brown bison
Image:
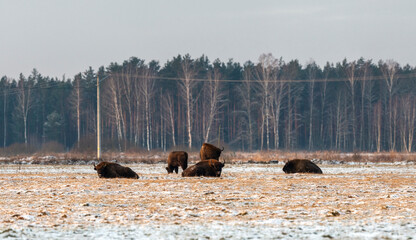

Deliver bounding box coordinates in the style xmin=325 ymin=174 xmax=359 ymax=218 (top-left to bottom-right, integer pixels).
xmin=166 ymin=151 xmax=188 ymax=174
xmin=93 ymin=162 xmax=139 ymax=179
xmin=282 ymin=159 xmax=323 ymax=174
xmin=200 ymin=143 xmax=224 ymax=161
xmin=182 ymin=159 xmax=225 ymax=177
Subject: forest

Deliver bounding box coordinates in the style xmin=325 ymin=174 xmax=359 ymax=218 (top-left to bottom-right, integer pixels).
xmin=1 ymin=53 xmax=416 ymax=154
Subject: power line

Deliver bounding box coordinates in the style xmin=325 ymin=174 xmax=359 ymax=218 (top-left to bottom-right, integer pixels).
xmin=108 ymin=72 xmax=416 ymax=83
xmin=1 ymin=71 xmax=416 ymax=98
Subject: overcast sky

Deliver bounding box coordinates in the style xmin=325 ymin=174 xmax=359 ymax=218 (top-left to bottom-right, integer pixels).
xmin=1 ymin=0 xmax=415 ymax=79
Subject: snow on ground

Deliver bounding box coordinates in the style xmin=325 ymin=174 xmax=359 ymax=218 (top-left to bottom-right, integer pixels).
xmin=1 ymin=163 xmax=416 ymax=239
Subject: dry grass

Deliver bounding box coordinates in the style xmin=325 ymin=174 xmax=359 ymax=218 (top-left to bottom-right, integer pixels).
xmin=1 ymin=164 xmax=415 ymax=229
xmin=2 ymin=150 xmax=416 ymax=165
xmin=221 ymin=150 xmax=416 ymax=164
xmin=1 ymin=164 xmax=416 ymax=238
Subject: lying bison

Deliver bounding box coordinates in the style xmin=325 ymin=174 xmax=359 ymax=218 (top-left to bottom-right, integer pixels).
xmin=94 ymin=162 xmax=139 ymax=179
xmin=282 ymin=159 xmax=323 ymax=174
xmin=182 ymin=159 xmax=225 ymax=177
xmin=200 ymin=143 xmax=224 ymax=161
xmin=166 ymin=151 xmax=188 ymax=174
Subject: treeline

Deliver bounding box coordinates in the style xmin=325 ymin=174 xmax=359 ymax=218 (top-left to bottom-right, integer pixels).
xmin=1 ymin=53 xmax=416 ymax=153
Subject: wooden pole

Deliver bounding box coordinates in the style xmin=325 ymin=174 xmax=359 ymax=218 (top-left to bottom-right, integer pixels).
xmin=97 ymin=75 xmax=101 ymax=160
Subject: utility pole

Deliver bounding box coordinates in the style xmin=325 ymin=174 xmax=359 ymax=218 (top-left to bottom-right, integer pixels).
xmin=97 ymin=75 xmax=101 ymax=160
xmin=3 ymin=79 xmax=8 ymax=148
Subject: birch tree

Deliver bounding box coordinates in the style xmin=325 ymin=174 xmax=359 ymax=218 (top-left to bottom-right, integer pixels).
xmin=106 ymin=75 xmax=124 ymax=151
xmin=306 ymin=60 xmax=317 ymax=150
xmin=379 ymin=59 xmax=399 ymax=150
xmin=138 ymin=66 xmax=156 ymax=151
xmin=283 ymin=60 xmax=302 ymax=149
xmin=163 ymin=92 xmax=176 ymax=147
xmin=237 ymin=63 xmax=256 ymax=151
xmin=345 ymin=61 xmax=357 ymax=150
xmin=399 ymin=95 xmax=416 ymax=152
xmin=270 ymin=62 xmax=285 ymax=150
xmin=178 ymin=55 xmax=197 ymax=149
xmin=358 ymin=60 xmax=373 ymax=150
xmin=373 ymin=101 xmax=382 ymax=152
xmin=319 ymin=63 xmax=330 ymax=148
xmin=16 ymin=74 xmax=34 ymax=147
xmin=256 ymin=53 xmax=278 ymax=150
xmin=122 ymin=59 xmax=141 ymax=143
xmin=2 ymin=77 xmax=10 ymax=148
xmin=334 ymin=91 xmax=348 ymax=150
xmin=203 ymin=65 xmax=225 ymax=143
xmin=69 ymin=73 xmax=82 ymax=149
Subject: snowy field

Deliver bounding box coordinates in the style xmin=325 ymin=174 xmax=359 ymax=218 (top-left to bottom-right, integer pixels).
xmin=1 ymin=163 xmax=416 ymax=239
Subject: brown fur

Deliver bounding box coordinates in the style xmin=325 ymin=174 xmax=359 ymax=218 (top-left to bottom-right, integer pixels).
xmin=182 ymin=159 xmax=225 ymax=177
xmin=93 ymin=162 xmax=139 ymax=179
xmin=199 ymin=143 xmax=224 ymax=161
xmin=166 ymin=151 xmax=188 ymax=174
xmin=282 ymin=159 xmax=323 ymax=174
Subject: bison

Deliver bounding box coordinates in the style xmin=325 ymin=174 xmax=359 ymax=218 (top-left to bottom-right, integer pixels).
xmin=166 ymin=151 xmax=188 ymax=174
xmin=93 ymin=162 xmax=139 ymax=179
xmin=182 ymin=159 xmax=225 ymax=177
xmin=282 ymin=159 xmax=323 ymax=174
xmin=200 ymin=143 xmax=224 ymax=161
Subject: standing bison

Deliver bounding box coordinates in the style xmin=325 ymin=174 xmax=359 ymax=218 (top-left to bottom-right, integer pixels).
xmin=166 ymin=151 xmax=188 ymax=174
xmin=282 ymin=159 xmax=323 ymax=174
xmin=182 ymin=159 xmax=225 ymax=177
xmin=200 ymin=143 xmax=224 ymax=161
xmin=94 ymin=162 xmax=139 ymax=179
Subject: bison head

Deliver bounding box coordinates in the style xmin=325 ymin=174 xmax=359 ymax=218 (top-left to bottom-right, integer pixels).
xmin=93 ymin=162 xmax=109 ymax=178
xmin=208 ymin=159 xmax=225 ymax=177
xmin=166 ymin=166 xmax=174 ymax=173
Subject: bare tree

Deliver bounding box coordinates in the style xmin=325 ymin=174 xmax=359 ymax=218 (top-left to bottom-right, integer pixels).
xmin=271 ymin=81 xmax=286 ymax=150
xmin=202 ymin=66 xmax=225 ymax=143
xmin=237 ymin=63 xmax=257 ymax=151
xmin=379 ymin=59 xmax=399 ymax=151
xmin=120 ymin=58 xmax=147 ymax=145
xmin=105 ymin=75 xmax=125 ymax=151
xmin=2 ymin=78 xmax=10 ymax=148
xmin=178 ymin=55 xmax=197 ymax=149
xmin=345 ymin=61 xmax=357 ymax=150
xmin=373 ymin=101 xmax=382 ymax=152
xmin=399 ymin=95 xmax=416 ymax=152
xmin=306 ymin=60 xmax=317 ymax=150
xmin=163 ymin=92 xmax=176 ymax=147
xmin=392 ymin=96 xmax=399 ymax=151
xmin=256 ymin=53 xmax=278 ymax=150
xmin=138 ymin=66 xmax=156 ymax=151
xmin=270 ymin=61 xmax=285 ymax=150
xmin=319 ymin=64 xmax=330 ymax=148
xmin=122 ymin=64 xmax=137 ymax=143
xmin=132 ymin=73 xmax=142 ymax=147
xmin=283 ymin=60 xmax=302 ymax=149
xmin=334 ymin=91 xmax=348 ymax=150
xmin=68 ymin=73 xmax=83 ymax=149
xmin=16 ymin=74 xmax=34 ymax=147
xmin=358 ymin=60 xmax=373 ymax=150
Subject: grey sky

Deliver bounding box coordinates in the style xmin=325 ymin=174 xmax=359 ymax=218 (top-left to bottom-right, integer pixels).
xmin=1 ymin=0 xmax=415 ymax=79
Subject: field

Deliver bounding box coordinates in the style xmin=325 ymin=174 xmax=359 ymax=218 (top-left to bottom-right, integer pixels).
xmin=1 ymin=161 xmax=416 ymax=239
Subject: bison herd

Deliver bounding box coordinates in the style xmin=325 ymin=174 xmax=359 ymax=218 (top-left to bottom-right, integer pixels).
xmin=93 ymin=143 xmax=323 ymax=179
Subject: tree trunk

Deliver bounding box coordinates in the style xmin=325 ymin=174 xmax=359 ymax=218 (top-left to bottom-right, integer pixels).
xmin=346 ymin=62 xmax=357 ymax=150
xmin=308 ymin=85 xmax=314 ymax=151
xmin=203 ymin=68 xmax=224 ymax=143
xmin=179 ymin=56 xmax=196 ymax=149
xmin=76 ymin=78 xmax=81 ymax=149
